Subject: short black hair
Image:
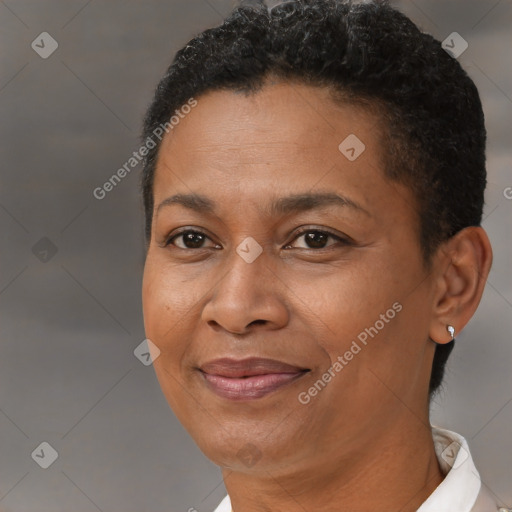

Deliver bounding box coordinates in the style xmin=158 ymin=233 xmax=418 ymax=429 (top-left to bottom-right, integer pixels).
xmin=140 ymin=0 xmax=487 ymax=397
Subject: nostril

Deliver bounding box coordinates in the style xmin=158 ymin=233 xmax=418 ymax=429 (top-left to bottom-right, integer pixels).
xmin=249 ymin=319 xmax=266 ymax=327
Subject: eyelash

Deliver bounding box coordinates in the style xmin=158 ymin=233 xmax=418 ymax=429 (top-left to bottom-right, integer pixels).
xmin=164 ymin=227 xmax=351 ymax=251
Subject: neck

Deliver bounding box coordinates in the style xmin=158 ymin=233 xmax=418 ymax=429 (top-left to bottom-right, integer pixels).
xmin=222 ymin=418 xmax=444 ymax=512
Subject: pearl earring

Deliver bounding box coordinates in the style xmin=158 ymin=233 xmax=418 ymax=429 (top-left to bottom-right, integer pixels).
xmin=447 ymin=325 xmax=455 ymax=340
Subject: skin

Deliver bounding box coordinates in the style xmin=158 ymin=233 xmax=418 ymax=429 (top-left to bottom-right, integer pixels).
xmin=142 ymin=80 xmax=493 ymax=512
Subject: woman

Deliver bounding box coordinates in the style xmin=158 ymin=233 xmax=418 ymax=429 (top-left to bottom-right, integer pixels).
xmin=140 ymin=1 xmax=497 ymax=510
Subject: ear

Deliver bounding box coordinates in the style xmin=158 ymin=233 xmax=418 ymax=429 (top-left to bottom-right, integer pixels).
xmin=429 ymin=226 xmax=493 ymax=344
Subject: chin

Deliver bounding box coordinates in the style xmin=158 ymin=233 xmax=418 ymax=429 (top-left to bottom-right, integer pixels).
xmin=193 ymin=425 xmax=303 ymax=475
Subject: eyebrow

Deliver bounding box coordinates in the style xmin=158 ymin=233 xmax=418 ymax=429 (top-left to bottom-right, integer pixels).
xmin=155 ymin=191 xmax=370 ymax=218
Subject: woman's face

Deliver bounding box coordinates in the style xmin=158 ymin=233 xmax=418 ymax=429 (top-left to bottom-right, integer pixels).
xmin=142 ymin=81 xmax=439 ymax=474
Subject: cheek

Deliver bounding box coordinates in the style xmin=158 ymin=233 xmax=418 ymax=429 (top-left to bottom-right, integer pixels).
xmin=291 ymin=263 xmax=394 ymax=354
xmin=142 ymin=259 xmax=197 ymax=412
xmin=302 ymin=259 xmax=421 ymax=392
xmin=141 ymin=256 xmax=202 ymax=355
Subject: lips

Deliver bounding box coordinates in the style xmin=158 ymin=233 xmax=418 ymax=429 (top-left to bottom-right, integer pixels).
xmin=198 ymin=357 xmax=310 ymax=400
xmin=199 ymin=357 xmax=308 ymax=377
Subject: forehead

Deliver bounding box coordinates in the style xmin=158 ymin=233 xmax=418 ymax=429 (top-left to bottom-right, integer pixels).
xmin=151 ymin=82 xmax=417 ymax=229
xmin=155 ymin=82 xmax=386 ymax=185
xmin=162 ymin=83 xmax=380 ymax=158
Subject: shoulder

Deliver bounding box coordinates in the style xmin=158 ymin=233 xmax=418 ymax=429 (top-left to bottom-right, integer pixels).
xmin=470 ymin=485 xmax=499 ymax=512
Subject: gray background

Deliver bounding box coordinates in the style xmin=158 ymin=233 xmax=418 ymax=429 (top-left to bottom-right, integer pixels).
xmin=0 ymin=0 xmax=510 ymax=510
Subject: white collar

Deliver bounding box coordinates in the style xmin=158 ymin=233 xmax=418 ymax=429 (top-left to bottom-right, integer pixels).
xmin=417 ymin=426 xmax=481 ymax=511
xmin=212 ymin=427 xmax=485 ymax=512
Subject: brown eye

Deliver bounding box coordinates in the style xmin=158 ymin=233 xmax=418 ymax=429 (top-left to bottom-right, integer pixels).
xmin=300 ymin=231 xmax=331 ymax=249
xmin=286 ymin=229 xmax=350 ymax=250
xmin=166 ymin=230 xmax=217 ymax=250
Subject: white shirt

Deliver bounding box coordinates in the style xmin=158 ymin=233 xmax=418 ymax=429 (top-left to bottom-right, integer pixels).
xmin=213 ymin=427 xmax=497 ymax=512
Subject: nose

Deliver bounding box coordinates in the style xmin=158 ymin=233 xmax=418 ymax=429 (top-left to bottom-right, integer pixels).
xmin=200 ymin=247 xmax=289 ymax=335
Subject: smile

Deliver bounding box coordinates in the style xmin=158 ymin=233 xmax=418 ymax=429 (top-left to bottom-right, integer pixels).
xmin=197 ymin=357 xmax=310 ymax=400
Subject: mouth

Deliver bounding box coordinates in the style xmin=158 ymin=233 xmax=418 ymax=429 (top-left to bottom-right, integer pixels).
xmin=197 ymin=357 xmax=310 ymax=401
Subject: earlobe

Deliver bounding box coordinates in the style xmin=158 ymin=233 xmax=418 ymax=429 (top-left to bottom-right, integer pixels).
xmin=428 ymin=226 xmax=493 ymax=344
xmin=430 ymin=322 xmax=457 ymax=345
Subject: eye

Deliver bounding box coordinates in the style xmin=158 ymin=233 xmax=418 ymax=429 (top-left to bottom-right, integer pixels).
xmin=285 ymin=228 xmax=350 ymax=250
xmin=165 ymin=229 xmax=219 ymax=250
xmin=163 ymin=227 xmax=351 ymax=251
